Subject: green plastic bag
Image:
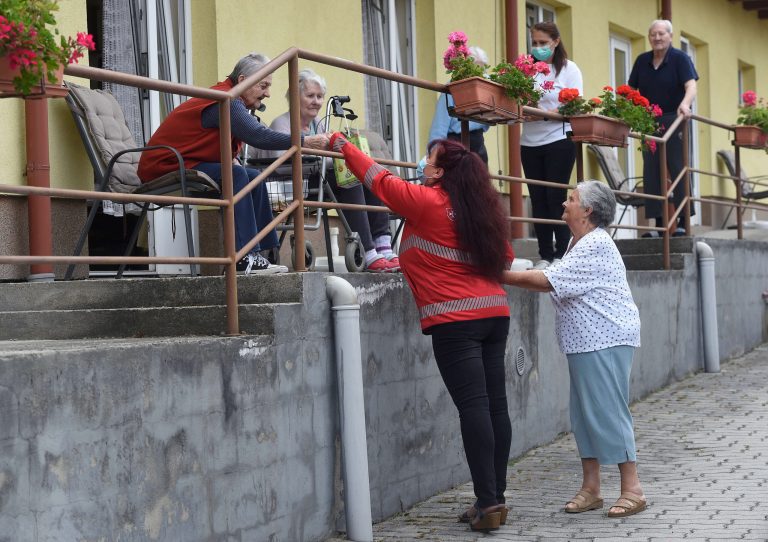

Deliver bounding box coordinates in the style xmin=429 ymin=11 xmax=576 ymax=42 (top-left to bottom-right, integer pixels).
xmin=334 ymin=128 xmax=370 ymax=188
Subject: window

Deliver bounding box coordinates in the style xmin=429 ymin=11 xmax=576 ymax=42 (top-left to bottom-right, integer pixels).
xmin=525 ymin=2 xmax=555 ymax=51
xmin=362 ymin=0 xmax=418 ymax=164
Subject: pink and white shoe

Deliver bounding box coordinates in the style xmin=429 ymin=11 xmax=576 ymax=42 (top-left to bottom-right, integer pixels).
xmin=385 ymin=255 xmax=400 ymax=271
xmin=365 ymin=257 xmax=398 ymax=273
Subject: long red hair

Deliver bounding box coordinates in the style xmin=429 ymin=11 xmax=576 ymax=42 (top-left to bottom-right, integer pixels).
xmin=428 ymin=139 xmax=509 ymax=279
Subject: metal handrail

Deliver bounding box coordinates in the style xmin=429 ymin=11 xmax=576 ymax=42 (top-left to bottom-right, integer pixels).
xmin=1 ymin=47 xmax=764 ymax=332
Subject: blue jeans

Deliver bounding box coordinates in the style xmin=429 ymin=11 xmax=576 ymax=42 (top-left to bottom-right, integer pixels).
xmin=193 ymin=162 xmax=278 ymax=252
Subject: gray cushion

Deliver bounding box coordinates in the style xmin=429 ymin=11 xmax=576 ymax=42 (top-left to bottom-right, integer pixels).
xmin=67 ymin=83 xmax=142 ymax=193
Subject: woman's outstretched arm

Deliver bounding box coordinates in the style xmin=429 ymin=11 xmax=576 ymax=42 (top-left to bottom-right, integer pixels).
xmin=502 ymin=270 xmax=553 ymax=292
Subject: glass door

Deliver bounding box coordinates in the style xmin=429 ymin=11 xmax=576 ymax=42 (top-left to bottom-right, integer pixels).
xmin=609 ymin=35 xmax=636 ymax=238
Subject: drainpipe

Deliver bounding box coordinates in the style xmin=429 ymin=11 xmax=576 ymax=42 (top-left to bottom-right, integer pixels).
xmin=696 ymin=242 xmax=719 ymax=373
xmin=25 ymin=97 xmax=55 ymax=282
xmin=505 ymin=0 xmax=523 ymax=239
xmin=326 ymin=276 xmax=373 ymax=542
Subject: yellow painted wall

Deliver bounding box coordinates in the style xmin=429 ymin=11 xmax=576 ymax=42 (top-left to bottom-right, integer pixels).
xmin=0 ymin=0 xmax=91 ymax=189
xmin=200 ymin=0 xmax=365 ymax=131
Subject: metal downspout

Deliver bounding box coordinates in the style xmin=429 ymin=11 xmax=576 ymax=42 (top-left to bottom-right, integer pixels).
xmin=326 ymin=276 xmax=373 ymax=542
xmin=696 ymin=242 xmax=720 ymax=373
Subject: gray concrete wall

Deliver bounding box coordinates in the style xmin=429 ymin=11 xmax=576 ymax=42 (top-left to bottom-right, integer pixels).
xmin=0 ymin=239 xmax=765 ymax=541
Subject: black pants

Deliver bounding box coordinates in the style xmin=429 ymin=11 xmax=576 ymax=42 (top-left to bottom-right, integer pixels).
xmin=429 ymin=317 xmax=511 ymax=508
xmin=642 ymin=113 xmax=695 ymax=220
xmin=325 ymin=170 xmax=390 ymax=252
xmin=521 ymin=138 xmax=576 ymax=261
xmin=447 ymin=130 xmax=488 ymax=166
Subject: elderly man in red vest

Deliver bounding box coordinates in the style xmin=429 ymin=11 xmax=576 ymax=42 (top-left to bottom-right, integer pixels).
xmin=138 ymin=52 xmax=328 ymax=274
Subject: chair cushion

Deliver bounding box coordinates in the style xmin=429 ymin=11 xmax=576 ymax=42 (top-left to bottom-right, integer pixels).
xmin=67 ymin=83 xmax=142 ymax=193
xmin=134 ymin=169 xmax=220 ymax=197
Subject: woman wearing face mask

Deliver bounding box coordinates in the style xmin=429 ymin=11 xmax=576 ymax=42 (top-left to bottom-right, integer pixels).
xmin=327 ymin=135 xmax=515 ymax=532
xmin=521 ymin=22 xmax=583 ymax=271
xmin=254 ymin=69 xmax=399 ymax=272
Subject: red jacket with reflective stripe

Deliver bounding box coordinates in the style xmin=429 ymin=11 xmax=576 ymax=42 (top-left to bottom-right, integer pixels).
xmin=137 ymin=79 xmax=241 ymax=182
xmin=330 ymin=132 xmax=513 ymax=331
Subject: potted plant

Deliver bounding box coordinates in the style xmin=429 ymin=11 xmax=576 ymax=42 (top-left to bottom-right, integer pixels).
xmin=443 ymin=31 xmax=553 ymax=124
xmin=734 ymin=91 xmax=768 ymax=149
xmin=559 ymin=85 xmax=661 ymax=150
xmin=0 ymin=0 xmax=95 ymax=96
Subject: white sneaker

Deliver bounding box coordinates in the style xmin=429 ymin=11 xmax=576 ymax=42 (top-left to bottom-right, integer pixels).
xmin=552 ymin=258 xmax=562 ymax=265
xmin=237 ymin=253 xmax=288 ymax=275
xmin=533 ymin=259 xmax=550 ymax=270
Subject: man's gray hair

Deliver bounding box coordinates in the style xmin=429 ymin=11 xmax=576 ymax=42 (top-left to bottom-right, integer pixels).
xmin=649 ymin=19 xmax=673 ymax=34
xmin=468 ymin=46 xmax=489 ymax=67
xmin=287 ymin=68 xmax=327 ymax=100
xmin=578 ymin=180 xmax=616 ymax=228
xmin=228 ymin=52 xmax=271 ymax=82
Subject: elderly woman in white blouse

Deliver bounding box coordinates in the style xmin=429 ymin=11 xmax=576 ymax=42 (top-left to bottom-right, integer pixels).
xmin=503 ymin=180 xmax=646 ymax=518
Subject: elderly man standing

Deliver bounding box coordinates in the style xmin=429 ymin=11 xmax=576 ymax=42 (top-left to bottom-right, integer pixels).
xmin=629 ymin=19 xmax=698 ymax=237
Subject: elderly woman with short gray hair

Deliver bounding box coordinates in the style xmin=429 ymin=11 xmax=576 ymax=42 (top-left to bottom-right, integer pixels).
xmin=503 ymin=180 xmax=646 ymax=518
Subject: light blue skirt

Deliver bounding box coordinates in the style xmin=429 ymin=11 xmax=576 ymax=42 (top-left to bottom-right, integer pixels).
xmin=567 ymin=345 xmax=637 ymax=465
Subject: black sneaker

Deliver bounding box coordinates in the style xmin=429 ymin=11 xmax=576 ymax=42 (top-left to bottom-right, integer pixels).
xmin=236 ymin=253 xmax=288 ymax=275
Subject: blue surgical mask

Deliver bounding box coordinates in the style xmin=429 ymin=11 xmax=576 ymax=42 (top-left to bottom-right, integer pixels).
xmin=531 ymin=46 xmax=553 ymax=62
xmin=416 ymin=156 xmax=429 ymax=183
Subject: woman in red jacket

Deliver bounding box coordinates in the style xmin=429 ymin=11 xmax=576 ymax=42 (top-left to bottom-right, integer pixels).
xmin=329 ymin=134 xmax=514 ymax=531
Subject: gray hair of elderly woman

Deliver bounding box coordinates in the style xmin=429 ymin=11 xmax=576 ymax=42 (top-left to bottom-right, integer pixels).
xmin=577 ymin=180 xmax=616 ymax=228
xmin=228 ymin=52 xmax=271 ymax=82
xmin=468 ymin=46 xmax=489 ymax=67
xmin=286 ymin=68 xmax=327 ymax=100
xmin=648 ymin=19 xmax=673 ymax=34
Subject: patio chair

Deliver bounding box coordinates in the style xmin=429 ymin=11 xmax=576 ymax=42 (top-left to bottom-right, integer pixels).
xmin=716 ymin=149 xmax=768 ymax=228
xmin=587 ymin=144 xmax=645 ymax=237
xmin=63 ymin=82 xmax=220 ymax=279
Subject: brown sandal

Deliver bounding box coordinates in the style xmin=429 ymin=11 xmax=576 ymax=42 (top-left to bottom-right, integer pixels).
xmin=459 ymin=504 xmax=508 ymax=525
xmin=469 ymin=504 xmax=505 ymax=532
xmin=607 ymin=492 xmax=647 ymax=518
xmin=564 ymin=489 xmax=604 ymax=513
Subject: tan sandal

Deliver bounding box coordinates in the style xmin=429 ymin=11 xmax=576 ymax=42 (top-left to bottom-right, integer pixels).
xmin=607 ymin=492 xmax=647 ymax=518
xmin=564 ymin=489 xmax=604 ymax=513
xmin=458 ymin=504 xmax=508 ymax=525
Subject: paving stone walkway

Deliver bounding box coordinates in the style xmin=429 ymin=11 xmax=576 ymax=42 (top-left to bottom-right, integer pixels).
xmin=327 ymin=343 xmax=768 ymax=541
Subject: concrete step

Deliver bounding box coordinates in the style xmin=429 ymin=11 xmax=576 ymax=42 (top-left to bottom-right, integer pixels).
xmin=0 ymin=274 xmax=303 ymax=312
xmin=622 ymin=252 xmax=690 ymax=271
xmin=0 ymin=302 xmax=293 ymax=340
xmin=615 ymin=236 xmax=695 ymax=255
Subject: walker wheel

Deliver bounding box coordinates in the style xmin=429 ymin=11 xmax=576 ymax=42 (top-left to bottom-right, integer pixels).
xmin=344 ymin=236 xmax=365 ymax=272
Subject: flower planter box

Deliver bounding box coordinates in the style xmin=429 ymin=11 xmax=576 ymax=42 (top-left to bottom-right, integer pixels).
xmin=447 ymin=77 xmax=525 ymax=125
xmin=568 ymin=114 xmax=629 ymax=147
xmin=0 ymin=57 xmax=67 ymax=98
xmin=733 ymin=125 xmax=767 ymax=149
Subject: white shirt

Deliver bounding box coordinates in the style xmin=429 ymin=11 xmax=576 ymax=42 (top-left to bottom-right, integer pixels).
xmin=520 ymin=59 xmax=583 ymax=147
xmin=542 ymin=227 xmax=641 ymax=354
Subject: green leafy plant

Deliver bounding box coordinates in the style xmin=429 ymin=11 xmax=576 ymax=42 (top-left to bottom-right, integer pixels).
xmin=0 ymin=0 xmax=95 ymax=94
xmin=443 ymin=30 xmax=554 ymax=106
xmin=737 ymin=91 xmax=768 ymax=133
xmin=558 ymin=85 xmax=661 ymax=151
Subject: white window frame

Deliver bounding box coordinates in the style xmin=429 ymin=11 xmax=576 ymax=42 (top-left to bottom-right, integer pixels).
xmin=609 ymin=34 xmax=636 ymax=238
xmin=525 ymin=2 xmax=556 ymax=51
xmin=679 ymin=36 xmax=700 ymax=224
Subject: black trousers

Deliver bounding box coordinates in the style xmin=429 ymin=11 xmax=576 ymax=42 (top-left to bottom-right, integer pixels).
xmin=447 ymin=130 xmax=488 ymax=166
xmin=642 ymin=113 xmax=694 ymax=220
xmin=430 ymin=317 xmax=511 ymax=508
xmin=521 ymin=138 xmax=576 ymax=261
xmin=324 ymin=170 xmax=390 ymax=252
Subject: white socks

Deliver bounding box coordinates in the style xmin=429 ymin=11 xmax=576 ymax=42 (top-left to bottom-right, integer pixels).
xmin=375 ymin=235 xmax=395 ymax=259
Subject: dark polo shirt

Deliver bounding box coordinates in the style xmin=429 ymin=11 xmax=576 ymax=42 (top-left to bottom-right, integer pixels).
xmin=628 ymin=46 xmax=698 ymax=115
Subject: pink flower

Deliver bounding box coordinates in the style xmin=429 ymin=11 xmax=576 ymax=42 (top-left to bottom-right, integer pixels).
xmin=650 ymin=104 xmax=663 ymax=117
xmin=443 ymin=44 xmax=470 ymax=70
xmin=533 ymin=61 xmax=551 ymax=76
xmin=447 ymin=31 xmax=468 ymax=45
xmin=742 ymin=90 xmax=757 ymax=107
xmin=541 ymin=80 xmax=555 ymax=90
xmin=647 ymin=140 xmax=657 ymax=154
xmin=76 ymin=32 xmax=96 ymax=51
